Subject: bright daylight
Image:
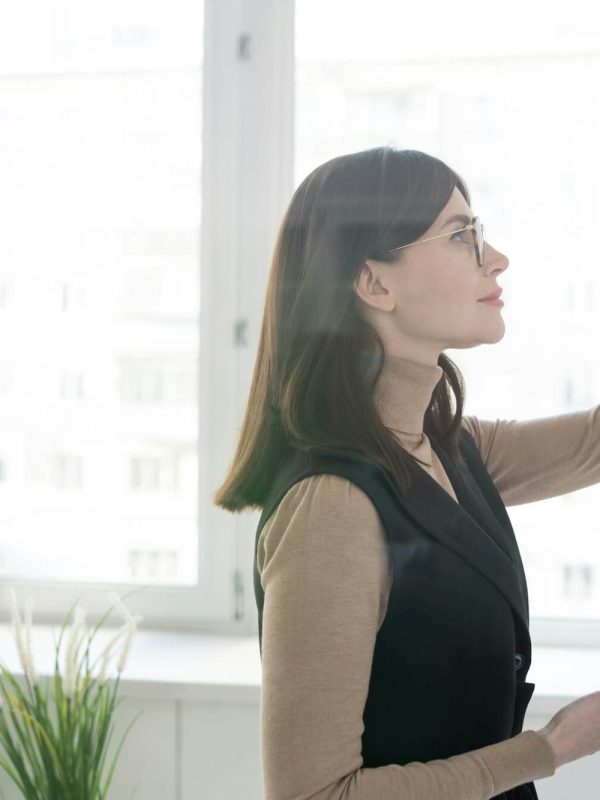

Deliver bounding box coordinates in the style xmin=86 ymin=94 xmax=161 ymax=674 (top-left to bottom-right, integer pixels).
xmin=0 ymin=1 xmax=599 ymax=799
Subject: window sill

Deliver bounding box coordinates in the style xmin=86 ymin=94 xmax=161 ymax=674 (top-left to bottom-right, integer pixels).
xmin=0 ymin=624 xmax=261 ymax=705
xmin=1 ymin=625 xmax=598 ymax=711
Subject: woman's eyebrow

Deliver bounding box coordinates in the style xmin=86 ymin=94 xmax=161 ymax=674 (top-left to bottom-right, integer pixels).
xmin=441 ymin=213 xmax=473 ymax=229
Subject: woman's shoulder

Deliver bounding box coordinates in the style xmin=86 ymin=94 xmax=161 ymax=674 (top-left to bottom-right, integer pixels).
xmin=460 ymin=414 xmax=488 ymax=455
xmin=264 ymin=471 xmax=382 ymax=530
xmin=460 ymin=414 xmax=478 ymax=438
xmin=257 ymin=472 xmax=390 ymax=584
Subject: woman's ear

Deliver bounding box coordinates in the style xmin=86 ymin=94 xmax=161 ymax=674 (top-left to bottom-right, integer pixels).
xmin=353 ymin=259 xmax=394 ymax=313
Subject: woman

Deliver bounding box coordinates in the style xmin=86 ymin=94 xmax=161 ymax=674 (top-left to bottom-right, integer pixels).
xmin=213 ymin=147 xmax=600 ymax=799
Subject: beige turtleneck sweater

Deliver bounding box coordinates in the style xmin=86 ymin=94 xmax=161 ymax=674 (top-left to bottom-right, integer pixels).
xmin=257 ymin=353 xmax=600 ymax=800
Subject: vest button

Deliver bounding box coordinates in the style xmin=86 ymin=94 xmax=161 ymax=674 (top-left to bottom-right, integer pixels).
xmin=514 ymin=653 xmax=524 ymax=670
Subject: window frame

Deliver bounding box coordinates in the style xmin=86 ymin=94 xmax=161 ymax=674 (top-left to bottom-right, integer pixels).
xmin=0 ymin=0 xmax=294 ymax=634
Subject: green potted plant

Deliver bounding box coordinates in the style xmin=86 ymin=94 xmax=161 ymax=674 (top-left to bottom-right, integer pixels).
xmin=0 ymin=587 xmax=144 ymax=799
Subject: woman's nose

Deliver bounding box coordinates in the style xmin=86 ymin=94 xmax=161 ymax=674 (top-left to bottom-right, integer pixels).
xmin=483 ymin=242 xmax=509 ymax=272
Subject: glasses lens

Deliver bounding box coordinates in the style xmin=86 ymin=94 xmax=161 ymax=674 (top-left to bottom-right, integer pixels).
xmin=474 ymin=217 xmax=484 ymax=267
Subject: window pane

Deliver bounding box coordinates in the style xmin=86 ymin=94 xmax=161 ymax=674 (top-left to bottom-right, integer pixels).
xmin=0 ymin=0 xmax=204 ymax=586
xmin=295 ymin=1 xmax=600 ymax=621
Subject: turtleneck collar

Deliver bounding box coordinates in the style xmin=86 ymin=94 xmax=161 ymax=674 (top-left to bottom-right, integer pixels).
xmin=373 ymin=352 xmax=444 ymax=437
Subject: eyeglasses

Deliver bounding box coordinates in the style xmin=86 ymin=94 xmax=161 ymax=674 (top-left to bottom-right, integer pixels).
xmin=388 ymin=216 xmax=486 ymax=268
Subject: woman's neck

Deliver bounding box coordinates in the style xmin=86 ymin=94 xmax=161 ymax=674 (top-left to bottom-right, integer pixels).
xmin=373 ymin=353 xmax=443 ymax=436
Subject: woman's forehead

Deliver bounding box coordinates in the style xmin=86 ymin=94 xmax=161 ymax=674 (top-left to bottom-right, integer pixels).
xmin=434 ymin=189 xmax=473 ymax=228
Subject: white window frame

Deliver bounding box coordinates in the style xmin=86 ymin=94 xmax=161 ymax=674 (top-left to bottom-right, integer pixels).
xmin=0 ymin=0 xmax=294 ymax=635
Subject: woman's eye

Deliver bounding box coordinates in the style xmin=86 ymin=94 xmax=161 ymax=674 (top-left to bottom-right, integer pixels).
xmin=450 ymin=230 xmax=468 ymax=242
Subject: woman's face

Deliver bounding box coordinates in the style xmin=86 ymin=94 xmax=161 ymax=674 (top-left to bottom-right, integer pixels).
xmin=353 ymin=186 xmax=510 ymax=365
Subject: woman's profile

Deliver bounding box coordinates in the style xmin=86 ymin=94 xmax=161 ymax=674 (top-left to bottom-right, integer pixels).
xmin=213 ymin=147 xmax=600 ymax=799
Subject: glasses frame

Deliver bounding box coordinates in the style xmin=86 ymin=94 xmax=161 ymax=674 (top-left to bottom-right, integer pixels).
xmin=388 ymin=216 xmax=486 ymax=268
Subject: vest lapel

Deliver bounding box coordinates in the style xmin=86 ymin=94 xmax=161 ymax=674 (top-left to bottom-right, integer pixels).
xmin=293 ymin=436 xmax=530 ymax=632
xmin=432 ymin=432 xmax=530 ymax=619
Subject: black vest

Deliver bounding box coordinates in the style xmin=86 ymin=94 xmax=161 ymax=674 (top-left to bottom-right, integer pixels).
xmin=254 ymin=428 xmax=539 ymax=800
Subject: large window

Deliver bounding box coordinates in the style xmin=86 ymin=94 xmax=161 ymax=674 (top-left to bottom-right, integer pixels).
xmin=0 ymin=1 xmax=209 ymax=620
xmin=2 ymin=0 xmax=599 ymax=641
xmin=0 ymin=0 xmax=290 ymax=633
xmin=296 ymin=0 xmax=600 ymax=625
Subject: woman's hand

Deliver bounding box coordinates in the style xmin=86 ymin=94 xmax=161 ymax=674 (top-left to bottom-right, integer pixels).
xmin=536 ymin=691 xmax=600 ymax=768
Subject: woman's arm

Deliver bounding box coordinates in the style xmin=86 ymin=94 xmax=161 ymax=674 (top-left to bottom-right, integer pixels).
xmin=257 ymin=473 xmax=555 ymax=800
xmin=462 ymin=407 xmax=600 ymax=506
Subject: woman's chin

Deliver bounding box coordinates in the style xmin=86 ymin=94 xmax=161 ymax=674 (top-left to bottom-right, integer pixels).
xmin=484 ymin=321 xmax=506 ymax=344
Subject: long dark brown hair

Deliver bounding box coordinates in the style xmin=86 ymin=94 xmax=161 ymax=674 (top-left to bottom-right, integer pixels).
xmin=213 ymin=146 xmax=469 ymax=512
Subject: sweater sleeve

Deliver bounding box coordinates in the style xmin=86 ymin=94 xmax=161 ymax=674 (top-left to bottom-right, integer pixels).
xmin=256 ymin=473 xmax=556 ymax=800
xmin=461 ymin=406 xmax=600 ymax=506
